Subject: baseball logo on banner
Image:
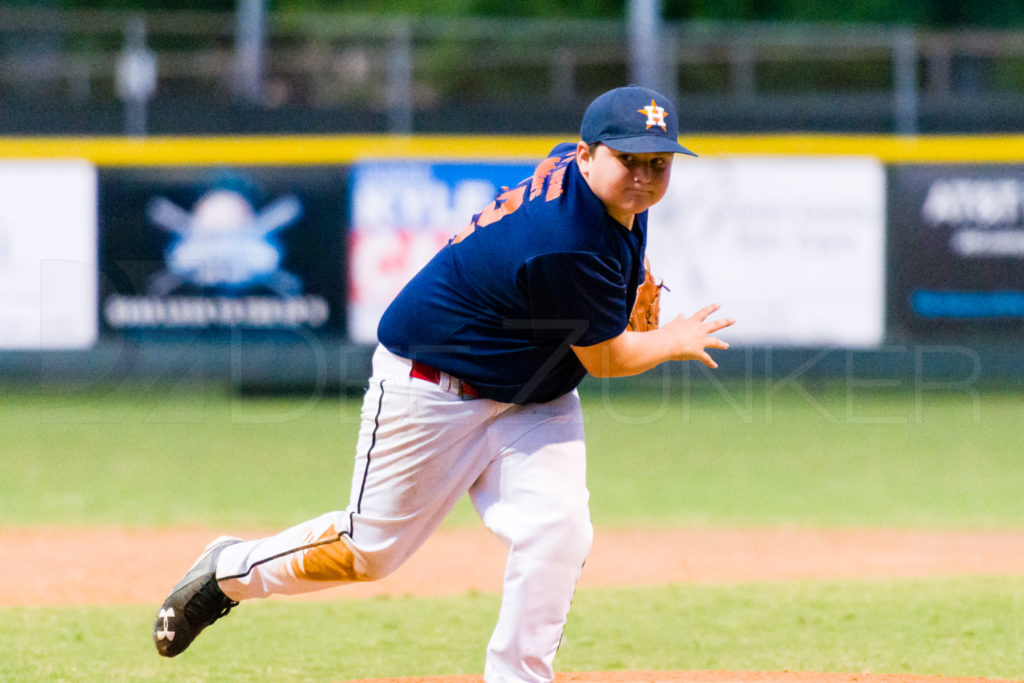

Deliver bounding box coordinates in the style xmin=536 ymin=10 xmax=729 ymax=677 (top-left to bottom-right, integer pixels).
xmin=100 ymin=168 xmax=345 ymax=335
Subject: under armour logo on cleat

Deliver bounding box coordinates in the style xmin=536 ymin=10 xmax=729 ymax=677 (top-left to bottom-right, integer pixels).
xmin=156 ymin=607 xmax=176 ymax=641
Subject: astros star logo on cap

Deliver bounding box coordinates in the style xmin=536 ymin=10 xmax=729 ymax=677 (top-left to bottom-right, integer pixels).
xmin=638 ymin=99 xmax=668 ymax=130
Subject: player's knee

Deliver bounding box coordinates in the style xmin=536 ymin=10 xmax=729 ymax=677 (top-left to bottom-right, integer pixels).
xmin=526 ymin=506 xmax=593 ymax=566
xmin=354 ymin=548 xmax=407 ymax=581
xmin=564 ymin=512 xmax=594 ymax=564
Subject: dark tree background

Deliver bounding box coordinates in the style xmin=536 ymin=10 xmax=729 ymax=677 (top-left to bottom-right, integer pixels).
xmin=35 ymin=0 xmax=1024 ymax=28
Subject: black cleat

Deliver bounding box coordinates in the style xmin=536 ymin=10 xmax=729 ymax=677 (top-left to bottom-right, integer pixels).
xmin=153 ymin=536 xmax=241 ymax=657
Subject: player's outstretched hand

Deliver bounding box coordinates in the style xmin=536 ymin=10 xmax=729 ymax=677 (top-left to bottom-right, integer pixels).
xmin=661 ymin=304 xmax=735 ymax=369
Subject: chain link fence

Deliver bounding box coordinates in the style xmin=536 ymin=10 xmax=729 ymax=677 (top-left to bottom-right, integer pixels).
xmin=2 ymin=7 xmax=1023 ymax=134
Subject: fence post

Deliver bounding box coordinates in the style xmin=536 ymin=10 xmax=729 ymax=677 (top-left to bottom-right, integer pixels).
xmin=234 ymin=0 xmax=266 ymax=104
xmin=387 ymin=18 xmax=414 ymax=134
xmin=730 ymin=41 xmax=756 ymax=100
xmin=115 ymin=15 xmax=157 ymax=137
xmin=551 ymin=47 xmax=575 ymax=105
xmin=893 ymin=27 xmax=919 ymax=134
xmin=628 ymin=0 xmax=669 ymax=95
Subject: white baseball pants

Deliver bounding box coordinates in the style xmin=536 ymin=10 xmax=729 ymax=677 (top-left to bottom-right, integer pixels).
xmin=216 ymin=345 xmax=593 ymax=683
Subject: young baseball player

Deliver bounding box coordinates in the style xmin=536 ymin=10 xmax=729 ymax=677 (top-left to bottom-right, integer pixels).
xmin=153 ymin=84 xmax=734 ymax=683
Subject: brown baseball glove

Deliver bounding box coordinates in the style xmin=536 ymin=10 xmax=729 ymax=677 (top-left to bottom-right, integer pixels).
xmin=627 ymin=257 xmax=665 ymax=332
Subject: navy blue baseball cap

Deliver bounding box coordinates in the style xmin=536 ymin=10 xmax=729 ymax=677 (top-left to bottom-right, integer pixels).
xmin=580 ymin=85 xmax=697 ymax=156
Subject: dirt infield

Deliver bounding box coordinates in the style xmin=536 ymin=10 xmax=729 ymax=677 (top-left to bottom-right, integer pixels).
xmin=4 ymin=525 xmax=1023 ymax=683
xmin=3 ymin=525 xmax=1024 ymax=606
xmin=2 ymin=528 xmax=1024 ymax=606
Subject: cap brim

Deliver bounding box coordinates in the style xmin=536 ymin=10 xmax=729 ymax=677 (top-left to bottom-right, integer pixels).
xmin=602 ymin=136 xmax=698 ymax=157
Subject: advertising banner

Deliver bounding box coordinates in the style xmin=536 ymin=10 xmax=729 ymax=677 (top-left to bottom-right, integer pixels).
xmin=0 ymin=160 xmax=97 ymax=349
xmin=889 ymin=164 xmax=1024 ymax=336
xmin=647 ymin=156 xmax=887 ymax=347
xmin=348 ymin=160 xmax=535 ymax=343
xmin=99 ymin=167 xmax=347 ymax=337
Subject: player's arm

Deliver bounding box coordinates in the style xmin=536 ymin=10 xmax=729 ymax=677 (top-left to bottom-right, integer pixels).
xmin=571 ymin=304 xmax=734 ymax=378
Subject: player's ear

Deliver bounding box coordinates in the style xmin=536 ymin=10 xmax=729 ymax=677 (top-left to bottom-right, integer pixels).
xmin=576 ymin=141 xmax=592 ymax=178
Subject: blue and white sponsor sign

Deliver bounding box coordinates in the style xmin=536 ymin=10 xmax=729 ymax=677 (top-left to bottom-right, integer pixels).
xmin=889 ymin=164 xmax=1024 ymax=336
xmin=348 ymin=160 xmax=534 ymax=344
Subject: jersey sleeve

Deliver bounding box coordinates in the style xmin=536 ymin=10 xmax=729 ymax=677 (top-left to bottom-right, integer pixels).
xmin=518 ymin=251 xmax=629 ymax=348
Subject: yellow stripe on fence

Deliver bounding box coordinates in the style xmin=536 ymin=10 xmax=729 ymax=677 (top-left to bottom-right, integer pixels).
xmin=3 ymin=133 xmax=1024 ymax=165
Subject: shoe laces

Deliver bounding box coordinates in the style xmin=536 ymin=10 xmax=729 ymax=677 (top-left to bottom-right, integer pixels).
xmin=217 ymin=599 xmax=239 ymax=621
xmin=186 ymin=579 xmax=239 ymax=628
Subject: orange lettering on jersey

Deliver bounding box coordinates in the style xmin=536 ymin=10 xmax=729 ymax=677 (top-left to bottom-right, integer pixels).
xmin=546 ymin=163 xmax=567 ymax=201
xmin=474 ymin=184 xmax=526 ymax=229
xmin=457 ymin=152 xmax=573 ymax=238
xmin=529 ymin=156 xmax=560 ymax=200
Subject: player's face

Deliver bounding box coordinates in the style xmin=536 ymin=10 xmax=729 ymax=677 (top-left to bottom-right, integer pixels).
xmin=576 ymin=142 xmax=673 ymax=228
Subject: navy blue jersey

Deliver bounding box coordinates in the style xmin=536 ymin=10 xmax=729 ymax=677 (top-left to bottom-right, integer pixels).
xmin=377 ymin=143 xmax=647 ymax=404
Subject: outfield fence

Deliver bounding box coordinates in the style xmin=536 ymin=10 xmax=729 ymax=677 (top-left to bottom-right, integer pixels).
xmin=2 ymin=133 xmax=1024 ymax=391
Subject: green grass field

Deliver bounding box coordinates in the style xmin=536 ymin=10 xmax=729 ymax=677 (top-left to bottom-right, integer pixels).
xmin=3 ymin=380 xmax=1022 ymax=529
xmin=3 ymin=578 xmax=1024 ymax=682
xmin=3 ymin=380 xmax=1024 ymax=681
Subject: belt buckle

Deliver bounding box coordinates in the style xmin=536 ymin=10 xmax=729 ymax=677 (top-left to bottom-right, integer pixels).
xmin=454 ymin=378 xmax=479 ymax=400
